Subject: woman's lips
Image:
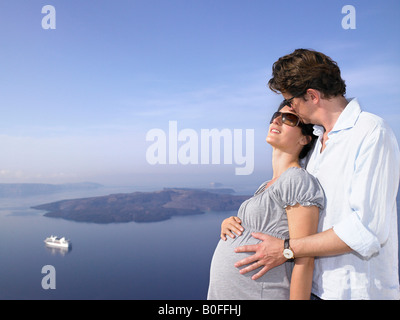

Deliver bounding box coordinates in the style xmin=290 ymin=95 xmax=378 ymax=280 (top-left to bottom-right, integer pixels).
xmin=270 ymin=128 xmax=281 ymax=134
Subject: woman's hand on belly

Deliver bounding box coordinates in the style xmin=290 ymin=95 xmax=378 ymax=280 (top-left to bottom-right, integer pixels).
xmin=221 ymin=216 xmax=244 ymax=241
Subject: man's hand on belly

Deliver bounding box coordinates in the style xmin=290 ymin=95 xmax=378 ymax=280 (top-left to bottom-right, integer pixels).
xmin=234 ymin=233 xmax=286 ymax=280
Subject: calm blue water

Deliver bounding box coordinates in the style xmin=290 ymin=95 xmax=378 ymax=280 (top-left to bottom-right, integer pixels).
xmin=0 ymin=188 xmax=399 ymax=300
xmin=0 ymin=187 xmax=234 ymax=300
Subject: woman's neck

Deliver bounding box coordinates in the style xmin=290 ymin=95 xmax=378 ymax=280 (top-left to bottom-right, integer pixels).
xmin=271 ymin=148 xmax=300 ymax=180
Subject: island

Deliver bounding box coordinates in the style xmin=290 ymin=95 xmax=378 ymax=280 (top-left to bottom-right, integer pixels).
xmin=32 ymin=188 xmax=251 ymax=223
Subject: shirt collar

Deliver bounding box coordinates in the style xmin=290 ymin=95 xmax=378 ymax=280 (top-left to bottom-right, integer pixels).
xmin=312 ymin=98 xmax=362 ymax=136
xmin=313 ymin=125 xmax=324 ymax=137
xmin=330 ymin=98 xmax=362 ymax=133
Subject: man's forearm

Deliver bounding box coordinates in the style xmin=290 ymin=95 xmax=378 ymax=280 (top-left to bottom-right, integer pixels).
xmin=291 ymin=228 xmax=352 ymax=258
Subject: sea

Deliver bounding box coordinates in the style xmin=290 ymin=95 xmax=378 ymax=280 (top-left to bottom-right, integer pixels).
xmin=0 ymin=186 xmax=399 ymax=300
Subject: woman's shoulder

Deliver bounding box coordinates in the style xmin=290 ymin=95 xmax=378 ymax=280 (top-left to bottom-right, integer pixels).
xmin=280 ymin=167 xmax=323 ymax=193
xmin=278 ymin=168 xmax=325 ymax=209
xmin=281 ymin=167 xmax=316 ymax=182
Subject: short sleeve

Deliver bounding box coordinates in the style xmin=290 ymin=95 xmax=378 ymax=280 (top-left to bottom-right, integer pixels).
xmin=272 ymin=168 xmax=325 ymax=210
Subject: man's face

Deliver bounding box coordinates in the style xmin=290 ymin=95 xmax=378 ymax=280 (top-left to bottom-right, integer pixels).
xmin=281 ymin=92 xmax=312 ymax=124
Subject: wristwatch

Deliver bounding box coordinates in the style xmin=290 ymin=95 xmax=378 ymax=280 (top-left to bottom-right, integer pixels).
xmin=283 ymin=239 xmax=295 ymax=260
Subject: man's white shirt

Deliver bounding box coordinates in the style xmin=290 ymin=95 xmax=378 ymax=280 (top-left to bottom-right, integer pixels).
xmin=306 ymin=98 xmax=400 ymax=299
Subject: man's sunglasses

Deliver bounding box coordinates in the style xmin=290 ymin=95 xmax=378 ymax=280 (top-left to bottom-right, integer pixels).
xmin=283 ymin=92 xmax=305 ymax=107
xmin=270 ymin=112 xmax=303 ymax=127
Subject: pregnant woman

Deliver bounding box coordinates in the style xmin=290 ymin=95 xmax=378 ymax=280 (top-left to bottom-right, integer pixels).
xmin=208 ymin=101 xmax=325 ymax=300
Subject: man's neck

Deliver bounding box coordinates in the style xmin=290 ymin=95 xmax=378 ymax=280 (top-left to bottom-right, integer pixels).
xmin=318 ymin=96 xmax=348 ymax=134
xmin=316 ymin=96 xmax=349 ymax=153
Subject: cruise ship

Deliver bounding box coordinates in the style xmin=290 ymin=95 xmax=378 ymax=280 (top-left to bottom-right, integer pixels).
xmin=44 ymin=235 xmax=70 ymax=248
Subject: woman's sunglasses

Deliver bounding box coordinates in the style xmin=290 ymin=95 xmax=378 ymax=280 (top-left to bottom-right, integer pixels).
xmin=270 ymin=112 xmax=303 ymax=127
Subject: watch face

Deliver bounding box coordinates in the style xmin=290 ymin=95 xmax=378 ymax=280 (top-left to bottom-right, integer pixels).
xmin=283 ymin=248 xmax=294 ymax=259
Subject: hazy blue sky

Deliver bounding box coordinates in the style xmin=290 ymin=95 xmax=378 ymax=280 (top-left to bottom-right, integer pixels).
xmin=0 ymin=1 xmax=399 ymax=190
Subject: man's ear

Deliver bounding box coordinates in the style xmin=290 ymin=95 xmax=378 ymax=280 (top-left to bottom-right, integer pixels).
xmin=306 ymin=88 xmax=321 ymax=104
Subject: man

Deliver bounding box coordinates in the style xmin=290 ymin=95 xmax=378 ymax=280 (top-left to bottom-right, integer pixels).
xmin=235 ymin=49 xmax=400 ymax=299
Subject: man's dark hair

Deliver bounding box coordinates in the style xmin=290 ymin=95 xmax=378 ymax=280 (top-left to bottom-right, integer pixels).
xmin=268 ymin=49 xmax=346 ymax=99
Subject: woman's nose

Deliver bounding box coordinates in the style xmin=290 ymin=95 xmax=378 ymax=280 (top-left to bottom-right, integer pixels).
xmin=272 ymin=115 xmax=282 ymax=125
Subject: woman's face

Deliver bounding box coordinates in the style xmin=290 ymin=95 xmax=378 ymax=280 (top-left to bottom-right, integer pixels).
xmin=266 ymin=105 xmax=308 ymax=155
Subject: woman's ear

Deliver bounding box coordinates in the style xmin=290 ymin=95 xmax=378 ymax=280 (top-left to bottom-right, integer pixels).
xmin=299 ymin=135 xmax=312 ymax=146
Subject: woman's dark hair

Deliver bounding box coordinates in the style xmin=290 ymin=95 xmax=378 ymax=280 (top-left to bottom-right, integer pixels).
xmin=277 ymin=101 xmax=317 ymax=159
xmin=268 ymin=49 xmax=346 ymax=99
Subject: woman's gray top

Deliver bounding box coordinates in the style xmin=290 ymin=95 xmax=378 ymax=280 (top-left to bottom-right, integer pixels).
xmin=207 ymin=167 xmax=325 ymax=300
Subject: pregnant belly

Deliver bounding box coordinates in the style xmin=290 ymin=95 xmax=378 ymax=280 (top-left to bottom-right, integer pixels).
xmin=223 ymin=224 xmax=264 ymax=248
xmin=209 ymin=224 xmax=288 ymax=281
xmin=208 ymin=226 xmax=292 ymax=300
xmin=210 ymin=227 xmax=263 ymax=278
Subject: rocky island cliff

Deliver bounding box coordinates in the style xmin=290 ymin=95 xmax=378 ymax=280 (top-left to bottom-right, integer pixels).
xmin=32 ymin=188 xmax=251 ymax=223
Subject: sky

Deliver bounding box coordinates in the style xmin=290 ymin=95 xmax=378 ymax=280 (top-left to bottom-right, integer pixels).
xmin=0 ymin=0 xmax=399 ymax=191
